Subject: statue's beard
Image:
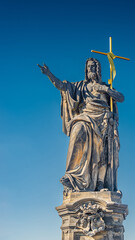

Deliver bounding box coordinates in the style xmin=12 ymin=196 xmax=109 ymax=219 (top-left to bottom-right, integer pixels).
xmin=87 ymin=72 xmax=97 ymax=81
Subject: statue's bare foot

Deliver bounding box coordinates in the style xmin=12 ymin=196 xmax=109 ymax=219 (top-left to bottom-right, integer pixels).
xmin=100 ymin=188 xmax=109 ymax=192
xmin=96 ymin=181 xmax=104 ymax=191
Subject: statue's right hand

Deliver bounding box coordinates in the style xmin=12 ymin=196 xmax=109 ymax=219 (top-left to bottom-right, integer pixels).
xmin=37 ymin=63 xmax=50 ymax=75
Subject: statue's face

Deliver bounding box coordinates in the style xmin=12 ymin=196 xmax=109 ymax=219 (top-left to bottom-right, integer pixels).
xmin=87 ymin=60 xmax=97 ymax=81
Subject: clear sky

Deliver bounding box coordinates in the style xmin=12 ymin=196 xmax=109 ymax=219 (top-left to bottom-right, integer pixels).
xmin=0 ymin=0 xmax=134 ymax=239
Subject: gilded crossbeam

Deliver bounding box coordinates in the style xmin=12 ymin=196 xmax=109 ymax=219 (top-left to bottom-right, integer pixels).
xmin=91 ymin=37 xmax=130 ymax=112
xmin=91 ymin=50 xmax=130 ymax=61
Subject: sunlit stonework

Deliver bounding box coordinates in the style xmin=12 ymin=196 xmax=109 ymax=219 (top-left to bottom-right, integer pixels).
xmin=38 ymin=37 xmax=129 ymax=240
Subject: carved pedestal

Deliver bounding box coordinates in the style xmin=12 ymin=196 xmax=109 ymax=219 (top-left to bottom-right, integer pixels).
xmin=56 ymin=191 xmax=128 ymax=240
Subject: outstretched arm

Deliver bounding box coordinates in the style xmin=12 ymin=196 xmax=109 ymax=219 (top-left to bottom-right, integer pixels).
xmin=107 ymin=88 xmax=124 ymax=103
xmin=37 ymin=63 xmax=67 ymax=91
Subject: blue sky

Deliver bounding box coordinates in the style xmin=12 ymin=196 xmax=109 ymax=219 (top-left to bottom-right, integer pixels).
xmin=0 ymin=0 xmax=135 ymax=239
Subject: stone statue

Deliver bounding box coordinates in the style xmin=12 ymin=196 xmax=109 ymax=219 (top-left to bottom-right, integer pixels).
xmin=38 ymin=58 xmax=124 ymax=192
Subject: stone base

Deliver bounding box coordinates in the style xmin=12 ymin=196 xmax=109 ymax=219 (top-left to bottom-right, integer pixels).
xmin=56 ymin=191 xmax=128 ymax=240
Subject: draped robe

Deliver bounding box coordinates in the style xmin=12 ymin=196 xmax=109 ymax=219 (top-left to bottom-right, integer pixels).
xmin=61 ymin=80 xmax=119 ymax=191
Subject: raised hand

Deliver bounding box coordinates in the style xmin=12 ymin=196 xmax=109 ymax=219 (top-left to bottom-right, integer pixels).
xmin=37 ymin=62 xmax=67 ymax=91
xmin=37 ymin=63 xmax=50 ymax=75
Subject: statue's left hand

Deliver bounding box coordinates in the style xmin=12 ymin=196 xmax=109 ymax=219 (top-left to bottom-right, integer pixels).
xmin=93 ymin=83 xmax=109 ymax=93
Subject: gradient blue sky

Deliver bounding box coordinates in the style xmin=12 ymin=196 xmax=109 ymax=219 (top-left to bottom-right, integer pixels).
xmin=0 ymin=0 xmax=135 ymax=239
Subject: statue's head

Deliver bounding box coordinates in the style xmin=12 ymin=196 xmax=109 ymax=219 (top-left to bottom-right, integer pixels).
xmin=85 ymin=58 xmax=102 ymax=83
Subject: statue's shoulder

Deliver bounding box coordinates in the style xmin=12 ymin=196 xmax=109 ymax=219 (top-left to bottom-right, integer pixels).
xmin=67 ymin=80 xmax=84 ymax=89
xmin=71 ymin=80 xmax=84 ymax=84
xmin=61 ymin=80 xmax=84 ymax=93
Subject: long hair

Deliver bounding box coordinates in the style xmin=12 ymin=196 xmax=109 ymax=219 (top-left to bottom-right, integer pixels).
xmin=85 ymin=58 xmax=102 ymax=83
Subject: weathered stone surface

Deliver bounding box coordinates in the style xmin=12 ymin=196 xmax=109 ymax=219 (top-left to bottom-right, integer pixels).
xmin=56 ymin=191 xmax=128 ymax=240
xmin=38 ymin=59 xmax=124 ymax=192
xmin=38 ymin=58 xmax=128 ymax=239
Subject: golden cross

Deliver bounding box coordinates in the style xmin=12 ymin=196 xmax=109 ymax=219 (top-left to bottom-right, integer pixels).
xmin=91 ymin=37 xmax=130 ymax=112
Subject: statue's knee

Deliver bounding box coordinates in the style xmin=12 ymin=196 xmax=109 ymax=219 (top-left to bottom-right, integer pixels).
xmin=72 ymin=122 xmax=86 ymax=141
xmin=72 ymin=121 xmax=83 ymax=132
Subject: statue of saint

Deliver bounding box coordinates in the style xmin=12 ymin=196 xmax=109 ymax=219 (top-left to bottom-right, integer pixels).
xmin=38 ymin=58 xmax=124 ymax=192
